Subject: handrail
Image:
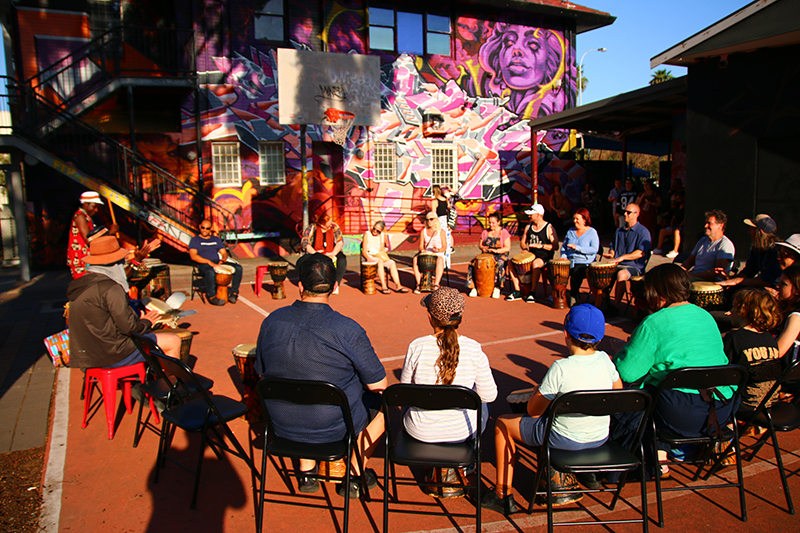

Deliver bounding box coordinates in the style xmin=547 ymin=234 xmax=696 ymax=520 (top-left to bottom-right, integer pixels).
xmin=0 ymin=75 xmax=235 ymax=243
xmin=27 ymin=25 xmax=196 ymax=112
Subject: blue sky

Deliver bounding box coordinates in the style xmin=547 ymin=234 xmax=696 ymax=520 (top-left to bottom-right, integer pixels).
xmin=577 ymin=0 xmax=754 ymax=104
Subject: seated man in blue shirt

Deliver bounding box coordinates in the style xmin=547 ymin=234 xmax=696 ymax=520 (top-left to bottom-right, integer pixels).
xmin=254 ymin=253 xmax=387 ymax=499
xmin=602 ymin=202 xmax=651 ymax=311
xmin=188 ymin=220 xmax=243 ymax=305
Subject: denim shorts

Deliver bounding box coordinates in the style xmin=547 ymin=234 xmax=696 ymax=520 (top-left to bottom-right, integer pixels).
xmin=519 ymin=415 xmax=607 ymax=451
xmin=106 ymin=332 xmax=158 ymax=368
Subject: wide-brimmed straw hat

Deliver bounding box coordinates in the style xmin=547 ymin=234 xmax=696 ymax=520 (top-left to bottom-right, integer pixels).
xmin=83 ymin=236 xmax=129 ymax=265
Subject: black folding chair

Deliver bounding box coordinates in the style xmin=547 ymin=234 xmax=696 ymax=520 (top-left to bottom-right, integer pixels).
xmin=129 ymin=333 xmax=214 ymax=448
xmin=708 ymin=358 xmax=800 ymax=515
xmin=651 ymin=365 xmax=748 ymax=526
xmin=527 ymin=389 xmax=652 ymax=533
xmin=255 ymin=378 xmax=371 ymax=533
xmin=150 ymin=350 xmax=259 ymax=509
xmin=382 ymin=384 xmax=482 ymax=533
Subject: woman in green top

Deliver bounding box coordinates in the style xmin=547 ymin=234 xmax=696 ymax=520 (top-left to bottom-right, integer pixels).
xmin=611 ymin=264 xmax=738 ymax=474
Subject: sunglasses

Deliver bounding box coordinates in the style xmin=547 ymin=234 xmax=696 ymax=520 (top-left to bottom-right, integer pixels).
xmin=624 ymin=210 xmax=636 ymax=215
xmin=200 ymin=226 xmax=212 ymax=230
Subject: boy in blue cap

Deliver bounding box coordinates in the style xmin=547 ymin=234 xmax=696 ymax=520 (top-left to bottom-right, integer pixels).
xmin=481 ymin=304 xmax=622 ymax=514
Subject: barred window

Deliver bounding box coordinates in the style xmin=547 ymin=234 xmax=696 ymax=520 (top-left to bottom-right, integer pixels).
xmin=259 ymin=142 xmax=286 ymax=185
xmin=211 ymin=143 xmax=242 ymax=187
xmin=430 ymin=144 xmax=457 ymax=189
xmin=373 ymin=142 xmax=396 ymax=182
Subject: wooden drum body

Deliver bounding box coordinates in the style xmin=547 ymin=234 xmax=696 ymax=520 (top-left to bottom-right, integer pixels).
xmin=232 ymin=343 xmax=262 ymax=423
xmin=128 ymin=260 xmax=171 ymax=300
xmin=269 ymin=262 xmax=288 ymax=299
xmin=588 ymin=262 xmax=617 ymax=309
xmin=165 ymin=328 xmax=194 ymax=363
xmin=690 ymin=281 xmax=724 ymax=310
xmin=473 ymin=253 xmax=497 ymax=297
xmin=418 ymin=252 xmax=439 ymax=292
xmin=547 ymin=258 xmax=571 ymax=309
xmin=361 ymin=261 xmax=378 ymax=294
xmin=214 ymin=264 xmax=235 ymax=302
xmin=512 ymin=251 xmax=535 ymax=284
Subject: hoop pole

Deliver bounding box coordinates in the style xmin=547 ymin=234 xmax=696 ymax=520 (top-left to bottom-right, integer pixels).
xmin=301 ymin=124 xmax=309 ymax=229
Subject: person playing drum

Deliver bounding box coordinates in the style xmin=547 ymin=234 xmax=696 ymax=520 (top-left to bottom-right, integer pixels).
xmin=189 ymin=219 xmax=243 ymax=306
xmin=301 ymin=211 xmax=347 ymax=294
xmin=561 ymin=208 xmax=599 ymax=307
xmin=603 ymin=202 xmax=651 ymax=313
xmin=507 ymin=204 xmax=557 ymax=303
xmin=361 ymin=220 xmax=409 ymax=294
xmin=413 ymin=212 xmax=447 ymax=294
xmin=467 ymin=212 xmax=511 ymax=299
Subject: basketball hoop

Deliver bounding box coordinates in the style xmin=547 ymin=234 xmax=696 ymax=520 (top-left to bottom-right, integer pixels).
xmin=322 ymin=108 xmax=356 ymax=147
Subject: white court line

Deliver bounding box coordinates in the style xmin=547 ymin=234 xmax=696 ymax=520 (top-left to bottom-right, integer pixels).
xmin=39 ymin=366 xmax=70 ymax=532
xmin=403 ymin=448 xmax=800 ymax=533
xmin=378 ymin=318 xmax=628 ymax=362
xmin=238 ymin=295 xmax=270 ymax=318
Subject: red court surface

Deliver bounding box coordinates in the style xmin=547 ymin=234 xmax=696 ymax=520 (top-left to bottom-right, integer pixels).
xmin=46 ymin=261 xmax=800 ymax=532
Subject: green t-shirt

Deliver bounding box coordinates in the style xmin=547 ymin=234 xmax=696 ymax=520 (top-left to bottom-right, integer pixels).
xmin=613 ymin=304 xmax=734 ymax=398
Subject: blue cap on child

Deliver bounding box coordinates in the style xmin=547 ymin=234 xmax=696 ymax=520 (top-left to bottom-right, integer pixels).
xmin=564 ymin=304 xmax=605 ymax=343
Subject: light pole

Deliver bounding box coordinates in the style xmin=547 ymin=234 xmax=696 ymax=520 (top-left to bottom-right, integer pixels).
xmin=578 ymin=47 xmax=606 ymax=159
xmin=578 ymin=47 xmax=607 ymax=107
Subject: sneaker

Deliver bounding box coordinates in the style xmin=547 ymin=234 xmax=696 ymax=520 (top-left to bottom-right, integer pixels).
xmin=333 ymin=286 xmax=340 ymax=294
xmin=480 ymin=490 xmax=520 ymax=515
xmin=492 ymin=288 xmax=500 ymax=299
xmin=505 ymin=291 xmax=522 ymax=301
xmin=336 ymin=468 xmax=378 ymax=499
xmin=525 ymin=294 xmax=536 ymax=304
xmin=298 ymin=466 xmax=320 ymax=493
xmin=666 ymin=250 xmax=679 ymax=259
xmin=228 ymin=293 xmax=238 ymax=304
xmin=469 ymin=288 xmax=477 ymax=298
xmin=209 ymin=297 xmax=225 ymax=306
xmin=652 ymin=248 xmax=663 ymax=255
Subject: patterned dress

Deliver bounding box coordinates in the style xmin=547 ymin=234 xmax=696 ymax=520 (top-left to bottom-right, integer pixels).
xmin=67 ymin=208 xmax=94 ymax=278
xmin=467 ymin=229 xmax=510 ymax=289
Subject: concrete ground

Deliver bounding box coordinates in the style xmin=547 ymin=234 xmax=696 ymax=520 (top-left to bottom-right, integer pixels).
xmin=2 ymin=240 xmax=799 ymax=532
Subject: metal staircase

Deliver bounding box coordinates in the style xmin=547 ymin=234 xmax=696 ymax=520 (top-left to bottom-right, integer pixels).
xmin=0 ymin=26 xmax=237 ymax=251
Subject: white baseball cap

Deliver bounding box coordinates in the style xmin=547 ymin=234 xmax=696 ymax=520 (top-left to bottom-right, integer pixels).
xmin=524 ymin=204 xmax=545 ymax=216
xmin=777 ymin=234 xmax=800 ymax=257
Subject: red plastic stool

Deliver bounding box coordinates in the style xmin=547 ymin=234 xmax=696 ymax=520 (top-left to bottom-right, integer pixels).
xmin=82 ymin=362 xmax=158 ymax=440
xmin=255 ymin=265 xmax=270 ymax=297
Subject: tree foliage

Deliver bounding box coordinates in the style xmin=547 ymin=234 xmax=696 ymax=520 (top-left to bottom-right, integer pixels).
xmin=650 ymin=69 xmax=674 ymax=85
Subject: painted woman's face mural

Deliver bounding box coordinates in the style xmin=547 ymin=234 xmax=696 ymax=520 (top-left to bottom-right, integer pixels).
xmin=498 ymin=25 xmax=549 ymax=90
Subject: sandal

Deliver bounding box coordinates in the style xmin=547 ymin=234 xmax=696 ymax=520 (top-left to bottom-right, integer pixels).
xmin=413 ymin=287 xmax=421 ymax=294
xmin=396 ymin=287 xmax=410 ymax=293
xmin=379 ymin=288 xmax=391 ymax=294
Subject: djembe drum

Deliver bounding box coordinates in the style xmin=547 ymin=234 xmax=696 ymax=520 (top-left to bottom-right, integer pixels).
xmin=361 ymin=261 xmax=378 ymax=294
xmin=418 ymin=252 xmax=439 ymax=292
xmin=506 ymin=387 xmax=537 ymax=414
xmin=588 ymin=262 xmax=617 ymax=310
xmin=128 ymin=259 xmax=171 ymax=299
xmin=473 ymin=253 xmax=497 ymax=297
xmin=630 ymin=275 xmax=647 ymax=317
xmin=269 ymin=261 xmax=288 ymax=299
xmin=214 ymin=264 xmax=235 ymax=302
xmin=512 ymin=251 xmax=536 ymax=281
xmin=232 ymin=343 xmax=262 ymax=423
xmin=690 ymin=281 xmax=724 ymax=310
xmin=547 ymin=258 xmax=571 ymax=309
xmin=167 ymin=328 xmax=194 ymax=363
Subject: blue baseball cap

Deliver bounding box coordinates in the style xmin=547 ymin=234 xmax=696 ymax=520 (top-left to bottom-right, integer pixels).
xmin=564 ymin=304 xmax=605 ymax=343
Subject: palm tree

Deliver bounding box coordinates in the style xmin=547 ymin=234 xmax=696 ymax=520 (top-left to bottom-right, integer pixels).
xmin=577 ymin=65 xmax=588 ymax=94
xmin=650 ymin=69 xmax=674 ymax=85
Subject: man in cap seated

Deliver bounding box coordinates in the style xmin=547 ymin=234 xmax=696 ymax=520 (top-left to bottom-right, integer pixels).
xmin=717 ymin=214 xmax=782 ymax=291
xmin=254 ymin=253 xmax=387 ymax=499
xmin=67 ymin=236 xmax=180 ymax=368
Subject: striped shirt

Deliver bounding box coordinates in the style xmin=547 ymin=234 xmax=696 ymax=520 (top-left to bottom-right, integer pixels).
xmin=400 ymin=334 xmax=497 ymax=443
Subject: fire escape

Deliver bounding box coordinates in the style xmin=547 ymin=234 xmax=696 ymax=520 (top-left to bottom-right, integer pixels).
xmin=0 ymin=25 xmax=235 ymax=251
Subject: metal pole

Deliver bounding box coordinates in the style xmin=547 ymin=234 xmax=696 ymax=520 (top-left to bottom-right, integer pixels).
xmin=301 ymin=124 xmax=309 ymax=229
xmin=9 ymin=152 xmax=30 ymax=281
xmin=532 ymin=130 xmax=539 ymax=205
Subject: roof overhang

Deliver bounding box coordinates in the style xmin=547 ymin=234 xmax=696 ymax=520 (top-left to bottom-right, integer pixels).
xmin=528 ymin=76 xmax=687 ymax=155
xmin=459 ymin=0 xmax=615 ymax=33
xmin=651 ymin=0 xmax=800 ymax=67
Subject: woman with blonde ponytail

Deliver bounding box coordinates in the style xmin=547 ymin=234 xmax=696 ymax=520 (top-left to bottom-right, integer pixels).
xmin=400 ymin=287 xmax=497 ymax=496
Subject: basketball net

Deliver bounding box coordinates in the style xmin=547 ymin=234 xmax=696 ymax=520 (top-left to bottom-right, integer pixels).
xmin=323 ymin=108 xmax=356 ymax=147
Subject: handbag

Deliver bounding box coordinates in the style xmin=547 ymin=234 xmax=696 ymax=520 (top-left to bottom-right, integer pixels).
xmin=43 ymin=329 xmax=70 ymax=367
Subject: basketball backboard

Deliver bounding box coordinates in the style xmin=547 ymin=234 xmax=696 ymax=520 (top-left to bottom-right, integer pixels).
xmin=277 ymin=49 xmax=382 ymax=127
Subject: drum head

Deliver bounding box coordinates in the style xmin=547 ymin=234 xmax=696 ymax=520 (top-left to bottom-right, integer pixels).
xmin=691 ymin=281 xmax=722 ymax=292
xmin=215 ymin=264 xmax=236 ymax=275
xmin=232 ymin=343 xmax=257 ymax=357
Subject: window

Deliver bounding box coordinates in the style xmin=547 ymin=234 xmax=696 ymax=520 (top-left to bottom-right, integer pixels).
xmin=255 ymin=0 xmax=284 ymax=41
xmin=368 ymin=7 xmax=451 ymax=56
xmin=430 ymin=143 xmax=458 ymax=190
xmin=212 ymin=143 xmax=242 ymax=187
xmin=373 ymin=142 xmax=396 ymax=182
xmin=259 ymin=142 xmax=286 ymax=185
